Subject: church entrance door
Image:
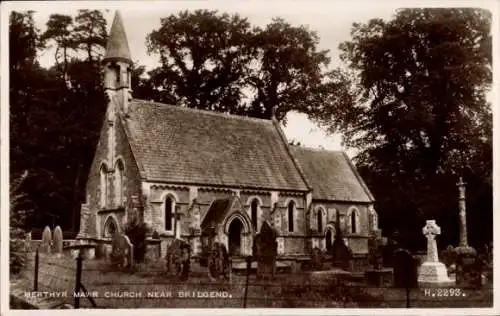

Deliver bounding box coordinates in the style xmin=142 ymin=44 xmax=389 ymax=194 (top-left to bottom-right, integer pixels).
xmin=228 ymin=218 xmax=243 ymax=256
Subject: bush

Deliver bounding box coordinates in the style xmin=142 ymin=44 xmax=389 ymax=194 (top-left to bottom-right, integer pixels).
xmin=10 ymin=171 xmax=30 ymax=276
xmin=124 ymin=220 xmax=150 ymax=263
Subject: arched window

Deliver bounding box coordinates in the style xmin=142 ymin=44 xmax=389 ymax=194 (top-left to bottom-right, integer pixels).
xmin=348 ymin=207 xmax=360 ymax=234
xmin=288 ymin=201 xmax=295 ymax=232
xmin=351 ymin=211 xmax=357 ymax=233
xmin=251 ymin=199 xmax=258 ymax=231
xmin=114 ymin=160 xmax=124 ymax=207
xmin=317 ymin=209 xmax=323 ymax=233
xmin=100 ymin=164 xmax=107 ymax=208
xmin=165 ymin=197 xmax=174 ymax=231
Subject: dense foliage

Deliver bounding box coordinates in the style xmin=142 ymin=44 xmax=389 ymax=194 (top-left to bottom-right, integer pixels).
xmin=144 ymin=10 xmax=331 ymax=121
xmin=10 ymin=10 xmax=107 ymax=233
xmin=312 ymin=8 xmax=492 ymax=249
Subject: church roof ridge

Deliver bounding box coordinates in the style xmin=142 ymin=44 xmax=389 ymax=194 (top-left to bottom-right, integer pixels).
xmin=130 ymin=99 xmax=275 ymax=125
xmin=104 ymin=11 xmax=132 ymax=62
xmin=290 ymin=144 xmax=345 ymax=155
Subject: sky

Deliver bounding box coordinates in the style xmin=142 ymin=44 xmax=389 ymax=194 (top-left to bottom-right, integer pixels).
xmin=14 ymin=0 xmax=497 ymax=156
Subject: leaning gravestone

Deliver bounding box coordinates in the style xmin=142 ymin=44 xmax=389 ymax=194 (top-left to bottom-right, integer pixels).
xmin=52 ymin=226 xmax=63 ymax=257
xmin=41 ymin=226 xmax=52 ymax=253
xmin=253 ymin=221 xmax=278 ymax=279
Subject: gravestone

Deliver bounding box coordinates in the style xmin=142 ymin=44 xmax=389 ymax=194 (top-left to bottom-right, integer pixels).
xmin=253 ymin=221 xmax=278 ymax=279
xmin=331 ymin=212 xmax=352 ymax=270
xmin=311 ymin=247 xmax=324 ymax=271
xmin=393 ymin=249 xmax=418 ymax=288
xmin=52 ymin=226 xmax=63 ymax=257
xmin=208 ymin=242 xmax=231 ymax=281
xmin=365 ymin=246 xmax=393 ymax=287
xmin=24 ymin=231 xmax=32 ymax=252
xmin=417 ymin=220 xmax=454 ymax=286
xmin=441 ymin=245 xmax=456 ymax=267
xmin=370 ymin=245 xmax=384 ymax=270
xmin=41 ymin=226 xmax=52 ymax=253
xmin=110 ymin=232 xmax=134 ymax=268
xmin=456 ymin=252 xmax=485 ymax=288
xmin=95 ymin=243 xmax=107 ymax=259
xmin=382 ymin=234 xmax=399 ymax=268
xmin=166 ymin=239 xmax=191 ymax=279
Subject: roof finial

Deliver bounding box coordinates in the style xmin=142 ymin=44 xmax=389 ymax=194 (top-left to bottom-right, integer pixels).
xmin=104 ymin=10 xmax=132 ymax=63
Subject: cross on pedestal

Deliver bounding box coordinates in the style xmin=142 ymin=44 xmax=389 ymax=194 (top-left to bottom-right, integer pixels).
xmin=423 ymin=220 xmax=441 ymax=262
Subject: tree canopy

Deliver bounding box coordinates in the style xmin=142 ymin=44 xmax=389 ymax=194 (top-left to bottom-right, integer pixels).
xmin=10 ymin=10 xmax=107 ymax=233
xmin=145 ymin=10 xmax=330 ymax=121
xmin=312 ymin=8 xmax=492 ymax=249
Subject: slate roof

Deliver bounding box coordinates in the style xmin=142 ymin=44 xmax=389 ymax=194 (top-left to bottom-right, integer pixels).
xmin=122 ymin=100 xmax=309 ymax=191
xmin=104 ymin=11 xmax=132 ymax=62
xmin=291 ymin=146 xmax=374 ymax=203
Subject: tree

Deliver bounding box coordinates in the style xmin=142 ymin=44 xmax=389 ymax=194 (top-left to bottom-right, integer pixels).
xmin=10 ymin=10 xmax=108 ymax=235
xmin=312 ymin=8 xmax=492 ymax=249
xmin=73 ymin=9 xmax=107 ymax=62
xmin=146 ymin=10 xmax=332 ymax=121
xmin=248 ymin=19 xmax=330 ymax=120
xmin=42 ymin=14 xmax=75 ymax=78
xmin=147 ymin=10 xmax=254 ymax=113
xmin=10 ymin=171 xmax=30 ymax=275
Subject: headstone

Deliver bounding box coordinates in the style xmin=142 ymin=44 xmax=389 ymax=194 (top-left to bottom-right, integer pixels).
xmin=331 ymin=211 xmax=352 ymax=270
xmin=417 ymin=220 xmax=454 ymax=286
xmin=41 ymin=226 xmax=52 ymax=253
xmin=311 ymin=247 xmax=324 ymax=271
xmin=207 ymin=242 xmax=230 ymax=281
xmin=382 ymin=233 xmax=400 ymax=267
xmin=52 ymin=226 xmax=63 ymax=256
xmin=123 ymin=235 xmax=134 ymax=268
xmin=369 ymin=246 xmax=384 ymax=270
xmin=441 ymin=245 xmax=456 ymax=267
xmin=393 ymin=249 xmax=418 ymax=288
xmin=24 ymin=232 xmax=32 ymax=252
xmin=95 ymin=243 xmax=107 ymax=259
xmin=253 ymin=221 xmax=278 ymax=279
xmin=166 ymin=239 xmax=191 ymax=279
xmin=110 ymin=232 xmax=134 ymax=268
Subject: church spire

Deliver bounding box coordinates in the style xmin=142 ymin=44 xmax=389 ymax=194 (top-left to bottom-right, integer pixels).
xmin=102 ymin=11 xmax=133 ymax=114
xmin=104 ymin=11 xmax=132 ymax=64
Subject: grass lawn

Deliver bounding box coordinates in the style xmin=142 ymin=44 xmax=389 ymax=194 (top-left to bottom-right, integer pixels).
xmin=10 ymin=251 xmax=493 ymax=309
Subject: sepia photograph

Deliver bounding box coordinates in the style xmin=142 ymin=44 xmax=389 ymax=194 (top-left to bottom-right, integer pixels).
xmin=2 ymin=0 xmax=496 ymax=313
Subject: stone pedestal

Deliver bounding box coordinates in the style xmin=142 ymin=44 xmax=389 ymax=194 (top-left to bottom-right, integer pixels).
xmin=418 ymin=262 xmax=454 ymax=287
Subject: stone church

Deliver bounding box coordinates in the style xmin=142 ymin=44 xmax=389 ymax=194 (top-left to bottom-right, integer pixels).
xmin=77 ymin=11 xmax=380 ymax=259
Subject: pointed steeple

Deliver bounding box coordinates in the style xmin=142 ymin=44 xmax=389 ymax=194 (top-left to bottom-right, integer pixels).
xmin=104 ymin=11 xmax=132 ymax=63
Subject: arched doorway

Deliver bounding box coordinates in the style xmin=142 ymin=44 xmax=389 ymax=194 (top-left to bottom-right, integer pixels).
xmin=228 ymin=218 xmax=243 ymax=256
xmin=103 ymin=215 xmax=118 ymax=238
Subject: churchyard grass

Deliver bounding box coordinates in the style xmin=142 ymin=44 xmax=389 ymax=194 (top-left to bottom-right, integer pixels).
xmin=12 ymin=251 xmax=492 ymax=308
